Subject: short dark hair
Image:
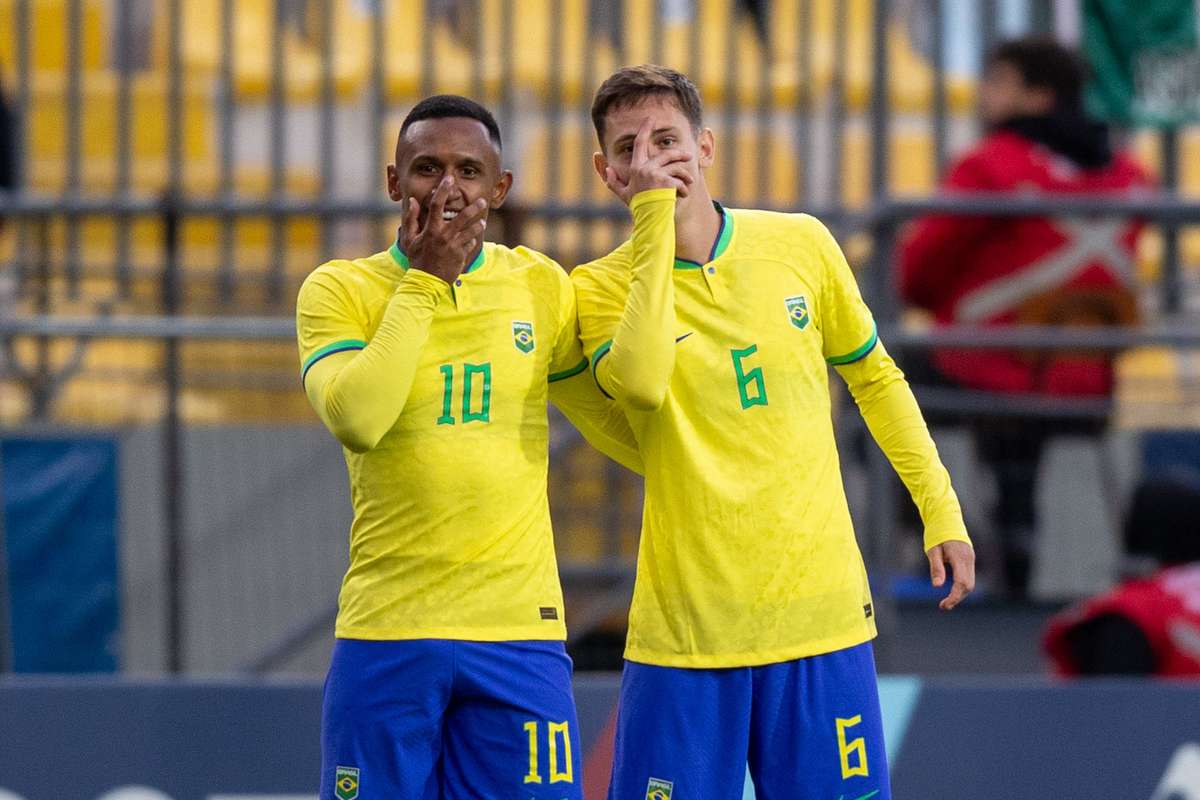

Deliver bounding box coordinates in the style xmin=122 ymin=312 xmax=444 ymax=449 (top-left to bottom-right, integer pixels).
xmin=989 ymin=37 xmax=1089 ymax=111
xmin=399 ymin=94 xmax=502 ymax=149
xmin=590 ymin=65 xmax=703 ymax=147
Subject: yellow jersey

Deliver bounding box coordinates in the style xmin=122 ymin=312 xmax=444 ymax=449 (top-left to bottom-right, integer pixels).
xmin=572 ymin=190 xmax=968 ymax=667
xmin=297 ymin=241 xmax=639 ymax=642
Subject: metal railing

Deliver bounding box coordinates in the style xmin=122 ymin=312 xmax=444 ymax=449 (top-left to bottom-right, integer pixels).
xmin=3 ymin=0 xmax=1200 ymax=673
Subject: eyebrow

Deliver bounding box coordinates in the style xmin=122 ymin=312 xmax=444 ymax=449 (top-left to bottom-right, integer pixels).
xmin=612 ymin=126 xmax=680 ymax=149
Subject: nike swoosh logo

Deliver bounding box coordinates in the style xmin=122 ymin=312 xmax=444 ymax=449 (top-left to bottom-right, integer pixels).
xmin=837 ymin=790 xmax=880 ymax=800
xmin=675 ymin=332 xmax=694 ymax=343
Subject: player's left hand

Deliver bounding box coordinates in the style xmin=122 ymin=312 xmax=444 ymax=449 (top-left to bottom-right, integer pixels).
xmin=926 ymin=539 xmax=975 ymax=611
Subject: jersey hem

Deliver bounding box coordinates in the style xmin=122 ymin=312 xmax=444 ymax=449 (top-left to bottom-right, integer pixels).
xmin=334 ymin=624 xmax=567 ymax=642
xmin=622 ymin=626 xmax=876 ymax=669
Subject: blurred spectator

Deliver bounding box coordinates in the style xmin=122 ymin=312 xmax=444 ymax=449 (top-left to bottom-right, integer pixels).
xmin=1043 ymin=473 xmax=1200 ymax=677
xmin=897 ymin=37 xmax=1150 ymax=598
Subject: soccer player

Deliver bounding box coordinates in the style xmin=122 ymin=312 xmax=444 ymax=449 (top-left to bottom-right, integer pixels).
xmin=571 ymin=66 xmax=976 ymax=799
xmin=296 ymin=95 xmax=640 ymax=800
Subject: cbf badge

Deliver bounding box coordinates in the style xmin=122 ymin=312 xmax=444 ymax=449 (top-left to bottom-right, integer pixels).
xmin=513 ymin=320 xmax=535 ymax=353
xmin=785 ymin=295 xmax=810 ymax=330
xmin=335 ymin=766 xmax=360 ymax=800
xmin=646 ymin=777 xmax=674 ymax=800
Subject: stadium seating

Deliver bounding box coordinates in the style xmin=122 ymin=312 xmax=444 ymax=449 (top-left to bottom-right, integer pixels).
xmin=0 ymin=0 xmax=107 ymax=73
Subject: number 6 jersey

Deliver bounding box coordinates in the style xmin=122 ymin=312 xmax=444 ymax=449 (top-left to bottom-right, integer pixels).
xmin=297 ymin=242 xmax=640 ymax=643
xmin=572 ymin=189 xmax=968 ymax=668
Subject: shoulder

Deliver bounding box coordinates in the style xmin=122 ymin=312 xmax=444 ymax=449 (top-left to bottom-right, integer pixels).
xmin=570 ymin=241 xmax=634 ymax=290
xmin=499 ymin=243 xmax=570 ymax=282
xmin=298 ymin=256 xmax=370 ymax=305
xmin=944 ymin=132 xmax=1032 ymax=187
xmin=729 ymin=206 xmax=829 ymax=244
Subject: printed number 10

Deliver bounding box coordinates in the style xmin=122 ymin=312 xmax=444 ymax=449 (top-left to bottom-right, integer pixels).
xmin=438 ymin=362 xmax=492 ymax=425
xmin=523 ymin=720 xmax=574 ymax=784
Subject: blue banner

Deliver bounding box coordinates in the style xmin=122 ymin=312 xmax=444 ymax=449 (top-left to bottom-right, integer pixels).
xmin=0 ymin=677 xmax=1197 ymax=799
xmin=1 ymin=436 xmax=120 ymax=672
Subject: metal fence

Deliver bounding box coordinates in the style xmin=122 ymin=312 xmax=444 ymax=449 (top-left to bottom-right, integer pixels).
xmin=2 ymin=0 xmax=1200 ymax=673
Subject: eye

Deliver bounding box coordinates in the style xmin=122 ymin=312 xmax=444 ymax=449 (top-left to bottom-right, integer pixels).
xmin=660 ymin=137 xmax=676 ymax=147
xmin=461 ymin=166 xmax=479 ymax=178
xmin=417 ymin=163 xmax=439 ymax=175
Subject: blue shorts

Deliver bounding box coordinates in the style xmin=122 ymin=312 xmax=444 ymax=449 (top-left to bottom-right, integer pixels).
xmin=609 ymin=641 xmax=890 ymax=800
xmin=321 ymin=638 xmax=582 ymax=800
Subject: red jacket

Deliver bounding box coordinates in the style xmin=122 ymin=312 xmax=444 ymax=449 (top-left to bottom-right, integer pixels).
xmin=1044 ymin=565 xmax=1200 ymax=677
xmin=898 ymin=129 xmax=1148 ymax=395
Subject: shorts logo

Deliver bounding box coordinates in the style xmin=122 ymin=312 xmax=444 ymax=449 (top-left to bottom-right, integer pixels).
xmin=335 ymin=765 xmax=359 ymax=800
xmin=513 ymin=321 xmax=535 ymax=353
xmin=785 ymin=295 xmax=810 ymax=330
xmin=646 ymin=777 xmax=673 ymax=799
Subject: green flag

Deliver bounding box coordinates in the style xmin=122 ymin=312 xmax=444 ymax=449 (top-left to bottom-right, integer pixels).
xmin=1084 ymin=0 xmax=1200 ymax=125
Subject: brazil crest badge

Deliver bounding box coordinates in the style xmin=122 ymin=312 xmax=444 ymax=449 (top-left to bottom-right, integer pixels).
xmin=785 ymin=295 xmax=810 ymax=330
xmin=513 ymin=320 xmax=535 ymax=353
xmin=335 ymin=766 xmax=359 ymax=800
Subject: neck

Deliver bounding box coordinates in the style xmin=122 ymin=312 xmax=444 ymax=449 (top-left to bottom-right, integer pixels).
xmin=673 ymin=185 xmax=722 ymax=264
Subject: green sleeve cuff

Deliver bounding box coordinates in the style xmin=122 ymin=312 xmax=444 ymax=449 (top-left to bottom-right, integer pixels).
xmin=548 ymin=357 xmax=588 ymax=383
xmin=826 ymin=325 xmax=879 ymax=366
xmin=301 ymin=339 xmax=367 ymax=384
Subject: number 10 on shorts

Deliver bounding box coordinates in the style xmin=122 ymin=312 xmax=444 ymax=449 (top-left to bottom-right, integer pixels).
xmin=523 ymin=720 xmax=574 ymax=784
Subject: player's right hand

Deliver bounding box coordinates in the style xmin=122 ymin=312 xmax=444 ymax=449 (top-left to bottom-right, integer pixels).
xmin=605 ymin=118 xmax=694 ymax=206
xmin=401 ymin=175 xmax=489 ymax=285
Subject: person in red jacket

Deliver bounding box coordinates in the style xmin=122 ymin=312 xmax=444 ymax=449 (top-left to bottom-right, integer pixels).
xmin=1044 ymin=473 xmax=1200 ymax=677
xmin=898 ymin=37 xmax=1149 ymax=597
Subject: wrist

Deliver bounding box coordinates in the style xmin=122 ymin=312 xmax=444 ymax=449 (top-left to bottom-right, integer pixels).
xmin=630 ymin=187 xmax=678 ymax=210
xmin=401 ymin=266 xmax=454 ymax=294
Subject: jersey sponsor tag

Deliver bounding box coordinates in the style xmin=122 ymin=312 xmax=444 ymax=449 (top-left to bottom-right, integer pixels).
xmin=785 ymin=295 xmax=810 ymax=330
xmin=646 ymin=777 xmax=673 ymax=799
xmin=539 ymin=606 xmax=559 ymax=620
xmin=513 ymin=320 xmax=535 ymax=353
xmin=335 ymin=765 xmax=359 ymax=800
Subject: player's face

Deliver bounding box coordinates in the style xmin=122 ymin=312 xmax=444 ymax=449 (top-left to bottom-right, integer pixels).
xmin=595 ymin=96 xmax=714 ymax=194
xmin=387 ymin=117 xmax=512 ymax=231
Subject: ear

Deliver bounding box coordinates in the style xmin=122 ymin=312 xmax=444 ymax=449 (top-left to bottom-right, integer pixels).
xmin=386 ymin=164 xmax=402 ymax=201
xmin=593 ymin=151 xmax=608 ymax=182
xmin=697 ymin=128 xmax=716 ymax=169
xmin=490 ymin=170 xmax=514 ymax=209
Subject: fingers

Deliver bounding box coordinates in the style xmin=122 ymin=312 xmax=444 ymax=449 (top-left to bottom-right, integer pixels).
xmin=649 ymin=148 xmax=694 ymax=168
xmin=604 ymin=165 xmax=631 ymax=202
xmin=428 ymin=174 xmax=453 ymax=225
xmin=448 ymin=197 xmax=488 ymax=233
xmin=663 ymin=161 xmax=694 ymax=187
xmin=632 ymin=118 xmax=653 ymax=165
xmin=402 ymin=197 xmax=420 ymax=244
xmin=926 ymin=545 xmax=946 ymax=588
xmin=934 ymin=541 xmax=976 ymax=611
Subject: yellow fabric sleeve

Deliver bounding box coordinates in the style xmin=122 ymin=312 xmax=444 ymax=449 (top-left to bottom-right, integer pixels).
xmin=549 ymin=374 xmax=644 ymax=474
xmin=298 ymin=268 xmax=451 ymax=452
xmin=547 ymin=266 xmax=644 ymax=473
xmin=592 ymin=187 xmax=678 ymax=411
xmin=836 ymin=340 xmax=972 ymax=551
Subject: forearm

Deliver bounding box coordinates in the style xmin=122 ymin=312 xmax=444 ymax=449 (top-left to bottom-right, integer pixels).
xmin=549 ymin=372 xmax=644 ymax=474
xmin=837 ymin=342 xmax=969 ymax=550
xmin=594 ymin=188 xmax=677 ymax=411
xmin=305 ymin=271 xmax=448 ymax=451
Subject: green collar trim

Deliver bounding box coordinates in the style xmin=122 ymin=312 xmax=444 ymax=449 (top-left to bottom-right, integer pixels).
xmin=673 ymin=202 xmax=732 ymax=270
xmin=389 ymin=242 xmax=485 ymax=274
